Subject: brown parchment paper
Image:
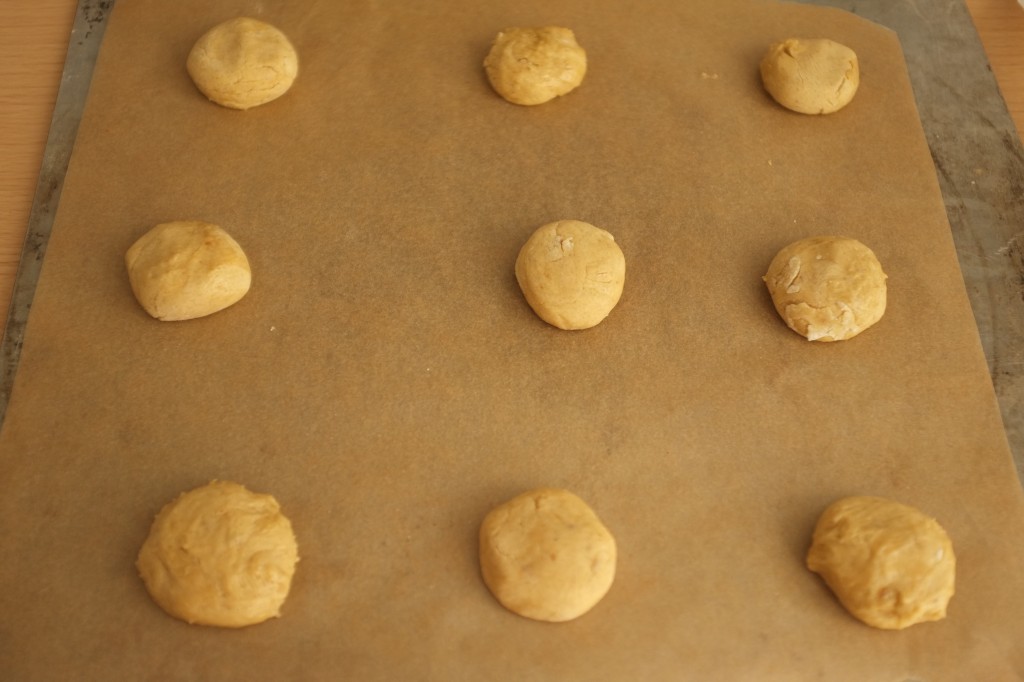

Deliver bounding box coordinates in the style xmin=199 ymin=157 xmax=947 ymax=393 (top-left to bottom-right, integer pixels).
xmin=2 ymin=0 xmax=1023 ymax=679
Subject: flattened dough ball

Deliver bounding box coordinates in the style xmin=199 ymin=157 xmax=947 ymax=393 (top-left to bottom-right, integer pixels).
xmin=479 ymin=488 xmax=617 ymax=622
xmin=187 ymin=17 xmax=298 ymax=110
xmin=137 ymin=481 xmax=300 ymax=628
xmin=763 ymin=235 xmax=886 ymax=341
xmin=484 ymin=27 xmax=587 ymax=105
xmin=760 ymin=38 xmax=859 ymax=114
xmin=807 ymin=496 xmax=956 ymax=630
xmin=515 ymin=220 xmax=626 ymax=330
xmin=126 ymin=220 xmax=251 ymax=321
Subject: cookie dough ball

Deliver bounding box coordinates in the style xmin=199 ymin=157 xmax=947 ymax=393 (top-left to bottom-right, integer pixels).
xmin=760 ymin=38 xmax=859 ymax=114
xmin=515 ymin=220 xmax=626 ymax=330
xmin=484 ymin=27 xmax=587 ymax=105
xmin=479 ymin=488 xmax=617 ymax=622
xmin=763 ymin=235 xmax=886 ymax=341
xmin=125 ymin=220 xmax=251 ymax=321
xmin=187 ymin=17 xmax=298 ymax=110
xmin=137 ymin=481 xmax=299 ymax=628
xmin=807 ymin=496 xmax=956 ymax=630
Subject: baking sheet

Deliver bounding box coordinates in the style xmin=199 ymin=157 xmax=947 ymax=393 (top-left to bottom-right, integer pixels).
xmin=2 ymin=0 xmax=1023 ymax=679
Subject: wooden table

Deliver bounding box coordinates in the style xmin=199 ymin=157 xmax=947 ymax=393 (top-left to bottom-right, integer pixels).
xmin=1 ymin=0 xmax=1023 ymax=331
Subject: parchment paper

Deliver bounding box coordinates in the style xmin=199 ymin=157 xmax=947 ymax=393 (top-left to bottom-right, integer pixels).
xmin=2 ymin=0 xmax=1023 ymax=679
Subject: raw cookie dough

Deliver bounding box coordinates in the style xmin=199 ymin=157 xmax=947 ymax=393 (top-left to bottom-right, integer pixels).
xmin=515 ymin=220 xmax=626 ymax=330
xmin=763 ymin=235 xmax=886 ymax=341
xmin=137 ymin=480 xmax=299 ymax=628
xmin=760 ymin=38 xmax=859 ymax=114
xmin=478 ymin=487 xmax=617 ymax=623
xmin=125 ymin=220 xmax=252 ymax=321
xmin=807 ymin=496 xmax=956 ymax=630
xmin=483 ymin=27 xmax=587 ymax=105
xmin=187 ymin=17 xmax=299 ymax=110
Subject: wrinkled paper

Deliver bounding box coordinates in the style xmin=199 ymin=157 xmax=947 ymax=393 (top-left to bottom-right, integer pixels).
xmin=1 ymin=0 xmax=1022 ymax=679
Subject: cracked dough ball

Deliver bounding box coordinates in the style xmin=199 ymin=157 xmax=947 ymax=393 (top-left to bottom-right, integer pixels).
xmin=126 ymin=220 xmax=252 ymax=321
xmin=137 ymin=481 xmax=299 ymax=628
xmin=763 ymin=235 xmax=886 ymax=341
xmin=484 ymin=27 xmax=587 ymax=105
xmin=187 ymin=17 xmax=298 ymax=110
xmin=515 ymin=220 xmax=626 ymax=330
xmin=760 ymin=38 xmax=859 ymax=114
xmin=807 ymin=496 xmax=956 ymax=630
xmin=479 ymin=488 xmax=617 ymax=622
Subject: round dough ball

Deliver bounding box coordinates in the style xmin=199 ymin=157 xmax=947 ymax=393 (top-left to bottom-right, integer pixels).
xmin=807 ymin=496 xmax=956 ymax=630
xmin=137 ymin=480 xmax=299 ymax=628
xmin=763 ymin=235 xmax=886 ymax=342
xmin=483 ymin=27 xmax=587 ymax=106
xmin=125 ymin=220 xmax=252 ymax=321
xmin=187 ymin=17 xmax=298 ymax=110
xmin=479 ymin=488 xmax=617 ymax=622
xmin=515 ymin=220 xmax=626 ymax=330
xmin=760 ymin=38 xmax=859 ymax=114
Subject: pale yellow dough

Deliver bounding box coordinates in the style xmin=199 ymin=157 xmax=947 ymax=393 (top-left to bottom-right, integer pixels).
xmin=479 ymin=488 xmax=617 ymax=623
xmin=760 ymin=38 xmax=859 ymax=114
xmin=807 ymin=496 xmax=956 ymax=630
xmin=125 ymin=220 xmax=251 ymax=321
xmin=187 ymin=17 xmax=298 ymax=110
xmin=137 ymin=481 xmax=299 ymax=628
xmin=484 ymin=27 xmax=587 ymax=106
xmin=515 ymin=220 xmax=626 ymax=330
xmin=763 ymin=235 xmax=886 ymax=341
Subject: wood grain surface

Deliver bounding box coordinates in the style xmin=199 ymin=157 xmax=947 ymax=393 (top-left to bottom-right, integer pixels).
xmin=0 ymin=0 xmax=1022 ymax=329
